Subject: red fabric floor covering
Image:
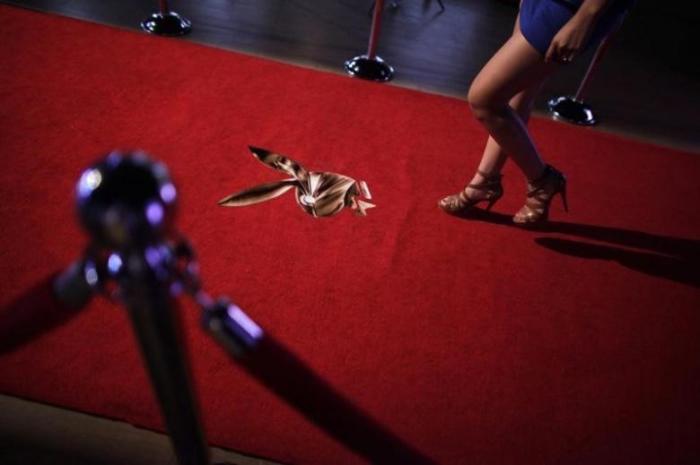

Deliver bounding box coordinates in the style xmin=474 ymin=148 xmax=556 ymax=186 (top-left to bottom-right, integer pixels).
xmin=1 ymin=5 xmax=699 ymax=465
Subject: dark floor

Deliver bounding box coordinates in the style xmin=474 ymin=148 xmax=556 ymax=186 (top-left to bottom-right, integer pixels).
xmin=1 ymin=0 xmax=699 ymax=151
xmin=0 ymin=394 xmax=280 ymax=465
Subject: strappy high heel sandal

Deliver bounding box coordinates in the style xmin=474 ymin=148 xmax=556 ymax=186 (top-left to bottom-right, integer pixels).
xmin=438 ymin=169 xmax=504 ymax=214
xmin=513 ymin=164 xmax=568 ymax=225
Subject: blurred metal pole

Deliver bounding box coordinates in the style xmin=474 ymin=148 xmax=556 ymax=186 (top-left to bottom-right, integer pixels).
xmin=367 ymin=0 xmax=385 ymax=60
xmin=121 ymin=252 xmax=209 ymax=465
xmin=345 ymin=0 xmax=395 ymax=81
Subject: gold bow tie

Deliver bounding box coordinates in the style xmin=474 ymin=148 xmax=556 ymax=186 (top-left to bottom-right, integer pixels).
xmin=219 ymin=146 xmax=375 ymax=217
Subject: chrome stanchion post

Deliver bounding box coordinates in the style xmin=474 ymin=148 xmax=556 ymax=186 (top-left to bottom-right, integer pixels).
xmin=346 ymin=0 xmax=395 ymax=81
xmin=141 ymin=0 xmax=192 ymax=36
xmin=548 ymin=14 xmax=627 ymax=126
xmin=119 ymin=252 xmax=209 ymax=465
xmin=74 ymin=152 xmax=209 ymax=465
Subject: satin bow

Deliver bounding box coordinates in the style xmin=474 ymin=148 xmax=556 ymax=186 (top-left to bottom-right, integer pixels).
xmin=219 ymin=146 xmax=375 ymax=217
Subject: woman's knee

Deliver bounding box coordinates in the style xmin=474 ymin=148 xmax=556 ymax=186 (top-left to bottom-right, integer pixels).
xmin=468 ymin=82 xmax=502 ymax=122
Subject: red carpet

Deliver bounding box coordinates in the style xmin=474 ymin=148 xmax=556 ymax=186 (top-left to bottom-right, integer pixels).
xmin=1 ymin=5 xmax=699 ymax=465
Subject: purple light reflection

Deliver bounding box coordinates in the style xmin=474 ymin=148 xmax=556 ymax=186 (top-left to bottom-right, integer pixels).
xmin=77 ymin=168 xmax=102 ymax=198
xmin=227 ymin=304 xmax=263 ymax=341
xmin=107 ymin=253 xmax=123 ymax=275
xmin=144 ymin=246 xmax=162 ymax=269
xmin=160 ymin=183 xmax=176 ymax=204
xmin=145 ymin=201 xmax=164 ymax=225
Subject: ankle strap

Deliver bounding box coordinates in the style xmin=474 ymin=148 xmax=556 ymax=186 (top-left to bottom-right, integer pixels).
xmin=469 ymin=170 xmax=503 ymax=190
xmin=527 ymin=165 xmax=563 ymax=196
xmin=528 ymin=165 xmax=553 ymax=187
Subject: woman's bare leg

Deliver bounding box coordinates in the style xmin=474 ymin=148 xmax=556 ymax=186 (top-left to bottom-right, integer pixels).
xmin=439 ymin=18 xmax=560 ymax=211
xmin=446 ymin=12 xmax=555 ymax=204
xmin=467 ymin=81 xmax=544 ymax=196
xmin=472 ymin=12 xmax=540 ymax=180
xmin=467 ymin=29 xmax=557 ymax=182
xmin=438 ymin=77 xmax=545 ymax=211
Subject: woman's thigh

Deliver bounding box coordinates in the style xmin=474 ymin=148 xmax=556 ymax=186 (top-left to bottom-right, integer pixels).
xmin=520 ymin=0 xmax=630 ymax=56
xmin=468 ymin=30 xmax=558 ymax=110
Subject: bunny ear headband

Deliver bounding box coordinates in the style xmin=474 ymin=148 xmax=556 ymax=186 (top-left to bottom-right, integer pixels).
xmin=219 ymin=146 xmax=375 ymax=218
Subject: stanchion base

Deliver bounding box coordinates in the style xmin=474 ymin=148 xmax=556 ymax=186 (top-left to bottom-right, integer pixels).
xmin=548 ymin=96 xmax=597 ymax=126
xmin=140 ymin=12 xmax=192 ymax=36
xmin=344 ymin=55 xmax=394 ymax=82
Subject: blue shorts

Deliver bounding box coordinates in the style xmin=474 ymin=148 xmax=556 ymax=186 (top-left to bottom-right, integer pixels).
xmin=519 ymin=0 xmax=632 ymax=56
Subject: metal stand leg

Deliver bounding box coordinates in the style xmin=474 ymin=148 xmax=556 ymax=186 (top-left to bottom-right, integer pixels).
xmin=346 ymin=0 xmax=395 ymax=82
xmin=141 ymin=0 xmax=192 ymax=36
xmin=202 ymin=299 xmax=435 ymax=464
xmin=548 ymin=15 xmax=626 ymax=126
xmin=122 ymin=263 xmax=209 ymax=465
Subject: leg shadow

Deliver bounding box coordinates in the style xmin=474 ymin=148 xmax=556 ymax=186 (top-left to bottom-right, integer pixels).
xmin=448 ymin=209 xmax=700 ymax=288
xmin=535 ymin=237 xmax=698 ymax=287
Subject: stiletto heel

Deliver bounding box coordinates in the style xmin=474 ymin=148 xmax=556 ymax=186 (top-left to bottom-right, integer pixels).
xmin=438 ymin=169 xmax=503 ymax=215
xmin=486 ymin=197 xmax=498 ymax=211
xmin=513 ymin=164 xmax=568 ymax=225
xmin=560 ymin=183 xmax=569 ymax=212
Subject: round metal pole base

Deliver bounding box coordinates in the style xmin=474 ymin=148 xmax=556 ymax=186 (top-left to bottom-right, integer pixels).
xmin=344 ymin=55 xmax=394 ymax=82
xmin=547 ymin=96 xmax=597 ymax=126
xmin=140 ymin=12 xmax=192 ymax=36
